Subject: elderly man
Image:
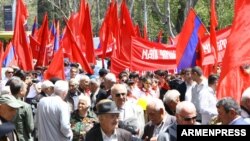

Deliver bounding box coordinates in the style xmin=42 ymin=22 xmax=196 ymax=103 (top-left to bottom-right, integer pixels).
xmin=163 ymin=89 xmax=180 ymax=115
xmin=85 ymin=99 xmax=133 ymax=141
xmin=78 ymin=75 xmax=91 ymax=96
xmin=157 ymin=101 xmax=198 ymax=141
xmin=111 ymin=83 xmax=145 ymax=137
xmin=36 ymin=80 xmax=73 ymax=141
xmin=8 ymin=77 xmax=34 ymax=141
xmin=96 ymin=72 xmax=117 ymax=102
xmin=216 ymin=97 xmax=250 ymax=125
xmin=65 ymin=78 xmax=83 ymax=113
xmin=142 ymin=98 xmax=176 ymax=141
xmin=1 ymin=67 xmax=14 ymax=90
xmin=0 ymin=94 xmax=22 ymax=141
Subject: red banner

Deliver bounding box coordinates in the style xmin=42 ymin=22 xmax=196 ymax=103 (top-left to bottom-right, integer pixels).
xmin=131 ymin=37 xmax=176 ymax=72
xmin=200 ymin=26 xmax=231 ymax=66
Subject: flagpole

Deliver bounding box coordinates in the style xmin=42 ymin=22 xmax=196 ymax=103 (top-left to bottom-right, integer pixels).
xmin=12 ymin=0 xmax=16 ymax=31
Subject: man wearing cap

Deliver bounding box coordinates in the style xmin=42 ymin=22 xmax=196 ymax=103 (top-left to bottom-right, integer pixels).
xmin=0 ymin=94 xmax=22 ymax=141
xmin=85 ymin=99 xmax=134 ymax=141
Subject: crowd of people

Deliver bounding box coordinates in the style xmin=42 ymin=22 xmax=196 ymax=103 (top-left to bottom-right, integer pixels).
xmin=0 ymin=61 xmax=250 ymax=141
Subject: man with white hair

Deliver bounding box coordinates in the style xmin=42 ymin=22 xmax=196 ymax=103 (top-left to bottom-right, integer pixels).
xmin=36 ymin=80 xmax=73 ymax=141
xmin=96 ymin=72 xmax=116 ymax=102
xmin=163 ymin=89 xmax=180 ymax=115
xmin=142 ymin=98 xmax=176 ymax=141
xmin=65 ymin=78 xmax=83 ymax=113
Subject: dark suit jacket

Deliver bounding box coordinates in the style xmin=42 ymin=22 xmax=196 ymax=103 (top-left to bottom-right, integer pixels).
xmin=177 ymin=82 xmax=187 ymax=102
xmin=141 ymin=114 xmax=176 ymax=141
xmin=85 ymin=126 xmax=133 ymax=141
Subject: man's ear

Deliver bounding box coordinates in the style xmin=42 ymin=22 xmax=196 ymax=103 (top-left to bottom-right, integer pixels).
xmin=160 ymin=108 xmax=164 ymax=114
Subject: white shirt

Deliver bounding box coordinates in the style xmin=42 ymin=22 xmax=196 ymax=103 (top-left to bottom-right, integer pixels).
xmin=101 ymin=128 xmax=118 ymax=141
xmin=191 ymin=78 xmax=208 ymax=121
xmin=185 ymin=81 xmax=196 ymax=101
xmin=199 ymin=86 xmax=218 ymax=124
xmin=36 ymin=95 xmax=73 ymax=141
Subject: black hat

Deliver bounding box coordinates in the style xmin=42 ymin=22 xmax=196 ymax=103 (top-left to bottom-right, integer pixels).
xmin=96 ymin=99 xmax=120 ymax=115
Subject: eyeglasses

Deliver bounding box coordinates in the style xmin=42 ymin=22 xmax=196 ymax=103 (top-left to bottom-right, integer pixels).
xmin=115 ymin=93 xmax=126 ymax=97
xmin=7 ymin=71 xmax=14 ymax=74
xmin=181 ymin=116 xmax=197 ymax=121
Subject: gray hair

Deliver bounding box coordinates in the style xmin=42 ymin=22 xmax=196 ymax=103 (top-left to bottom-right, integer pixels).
xmin=69 ymin=78 xmax=79 ymax=86
xmin=176 ymin=101 xmax=196 ymax=114
xmin=216 ymin=97 xmax=241 ymax=115
xmin=147 ymin=98 xmax=165 ymax=111
xmin=79 ymin=74 xmax=90 ymax=82
xmin=54 ymin=80 xmax=69 ymax=95
xmin=163 ymin=89 xmax=180 ymax=104
xmin=78 ymin=95 xmax=91 ymax=107
xmin=104 ymin=73 xmax=117 ymax=83
xmin=89 ymin=78 xmax=100 ymax=87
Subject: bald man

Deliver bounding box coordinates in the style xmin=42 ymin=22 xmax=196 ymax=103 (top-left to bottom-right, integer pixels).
xmin=157 ymin=101 xmax=199 ymax=141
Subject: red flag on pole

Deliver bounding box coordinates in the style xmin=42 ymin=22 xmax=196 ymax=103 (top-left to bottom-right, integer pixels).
xmin=210 ymin=0 xmax=219 ymax=66
xmin=217 ymin=0 xmax=250 ymax=103
xmin=43 ymin=47 xmax=65 ymax=80
xmin=12 ymin=0 xmax=33 ymax=71
xmin=61 ymin=21 xmax=93 ymax=74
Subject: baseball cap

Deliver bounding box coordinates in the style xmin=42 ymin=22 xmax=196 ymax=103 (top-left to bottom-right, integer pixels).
xmin=0 ymin=94 xmax=22 ymax=108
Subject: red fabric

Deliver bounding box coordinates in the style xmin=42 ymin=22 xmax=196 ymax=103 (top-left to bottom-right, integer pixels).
xmin=119 ymin=0 xmax=136 ymax=62
xmin=175 ymin=8 xmax=207 ymax=69
xmin=130 ymin=37 xmax=176 ymax=72
xmin=210 ymin=0 xmax=219 ymax=65
xmin=199 ymin=26 xmax=231 ymax=67
xmin=29 ymin=35 xmax=40 ymax=60
xmin=61 ymin=22 xmax=93 ymax=74
xmin=43 ymin=47 xmax=65 ymax=80
xmin=83 ymin=4 xmax=96 ymax=65
xmin=217 ymin=1 xmax=250 ymax=103
xmin=12 ymin=0 xmax=33 ymax=71
xmin=19 ymin=0 xmax=28 ymax=23
xmin=36 ymin=14 xmax=49 ymax=67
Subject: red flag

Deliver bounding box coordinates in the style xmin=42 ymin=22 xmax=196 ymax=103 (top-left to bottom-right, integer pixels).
xmin=217 ymin=0 xmax=250 ymax=103
xmin=43 ymin=47 xmax=65 ymax=80
xmin=12 ymin=0 xmax=33 ymax=71
xmin=61 ymin=21 xmax=93 ymax=74
xmin=29 ymin=35 xmax=41 ymax=60
xmin=210 ymin=0 xmax=218 ymax=66
xmin=119 ymin=0 xmax=136 ymax=62
xmin=83 ymin=4 xmax=96 ymax=65
xmin=36 ymin=14 xmax=50 ymax=67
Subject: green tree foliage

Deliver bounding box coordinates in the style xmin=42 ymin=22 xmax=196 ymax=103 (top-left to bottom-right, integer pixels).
xmin=0 ymin=0 xmax=234 ymax=41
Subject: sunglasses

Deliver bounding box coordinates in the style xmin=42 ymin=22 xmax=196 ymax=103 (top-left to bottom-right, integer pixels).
xmin=115 ymin=93 xmax=126 ymax=97
xmin=181 ymin=116 xmax=197 ymax=121
xmin=7 ymin=71 xmax=14 ymax=74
